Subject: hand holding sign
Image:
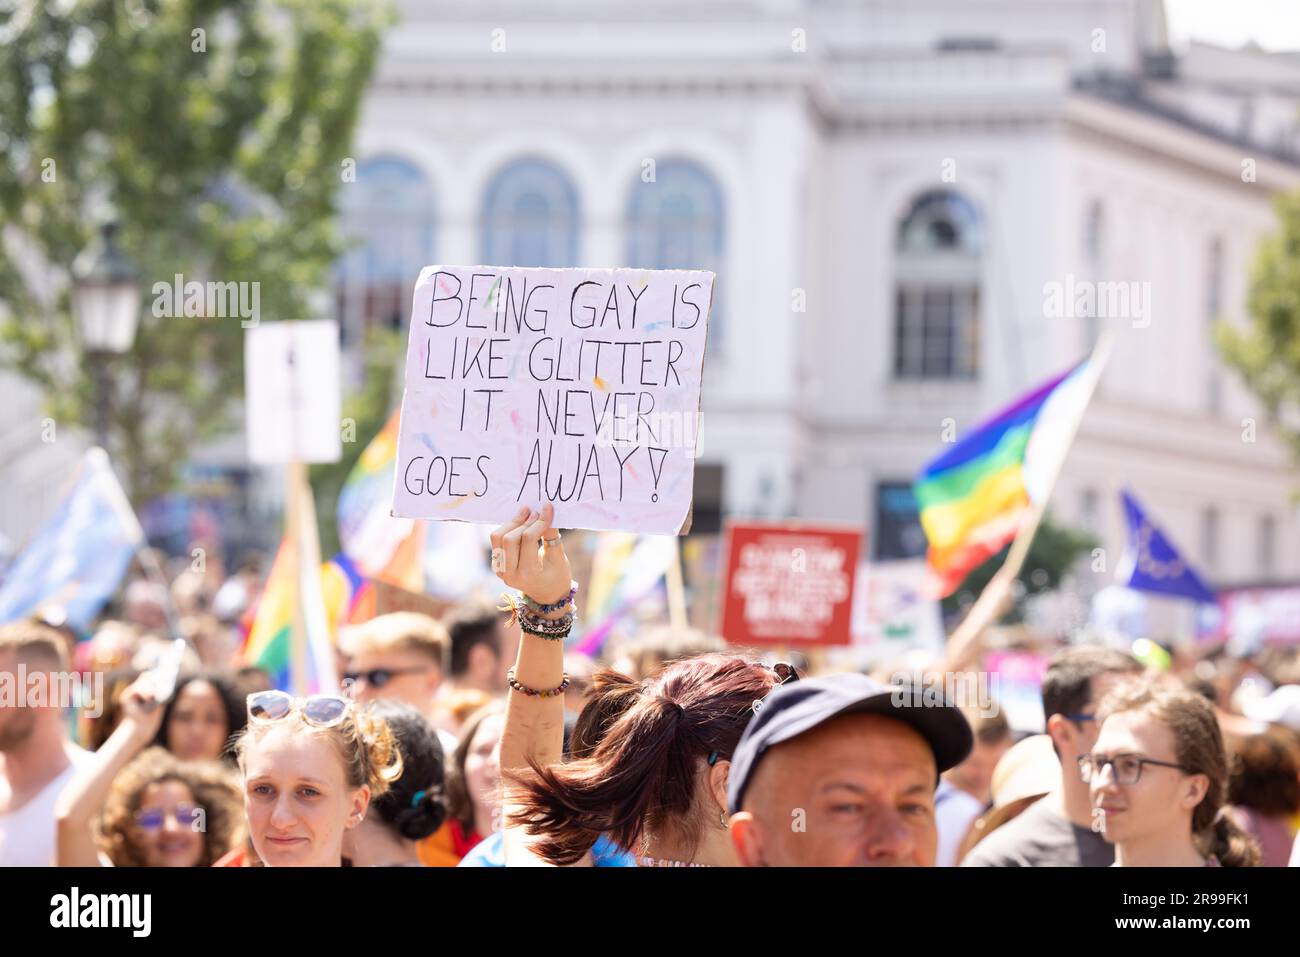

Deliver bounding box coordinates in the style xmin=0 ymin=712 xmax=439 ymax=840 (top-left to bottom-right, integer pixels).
xmin=489 ymin=503 xmax=572 ymax=606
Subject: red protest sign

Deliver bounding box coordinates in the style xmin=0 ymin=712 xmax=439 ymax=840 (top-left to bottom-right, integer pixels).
xmin=718 ymin=522 xmax=863 ymax=647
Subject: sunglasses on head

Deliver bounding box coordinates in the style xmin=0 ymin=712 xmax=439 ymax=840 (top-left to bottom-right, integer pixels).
xmin=340 ymin=666 xmax=430 ymax=690
xmin=247 ymin=690 xmax=351 ymax=728
xmin=134 ymin=804 xmax=203 ymax=831
xmin=706 ymin=661 xmax=801 ymax=766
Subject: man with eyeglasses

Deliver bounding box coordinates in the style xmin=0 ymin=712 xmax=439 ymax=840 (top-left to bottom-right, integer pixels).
xmin=338 ymin=612 xmax=459 ymax=756
xmin=962 ymin=646 xmax=1141 ymax=867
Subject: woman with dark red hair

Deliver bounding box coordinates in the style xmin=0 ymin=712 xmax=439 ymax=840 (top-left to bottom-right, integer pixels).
xmin=488 ymin=504 xmax=788 ymax=867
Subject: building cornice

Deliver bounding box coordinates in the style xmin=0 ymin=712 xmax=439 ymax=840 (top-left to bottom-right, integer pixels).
xmin=1064 ymin=92 xmax=1300 ymax=190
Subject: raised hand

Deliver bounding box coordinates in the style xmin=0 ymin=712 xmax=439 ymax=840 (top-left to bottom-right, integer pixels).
xmin=489 ymin=503 xmax=571 ymax=607
xmin=118 ymin=672 xmax=167 ymax=745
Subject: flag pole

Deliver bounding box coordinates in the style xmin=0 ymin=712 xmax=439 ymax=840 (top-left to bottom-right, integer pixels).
xmin=944 ymin=331 xmax=1115 ymax=670
xmin=1002 ymin=330 xmax=1114 ymax=579
xmin=286 ymin=461 xmax=309 ymax=699
xmin=666 ymin=537 xmax=688 ymax=631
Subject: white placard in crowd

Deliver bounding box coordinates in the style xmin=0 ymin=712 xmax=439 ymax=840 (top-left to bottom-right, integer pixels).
xmin=244 ymin=321 xmax=343 ymax=465
xmin=392 ymin=266 xmax=712 ymax=534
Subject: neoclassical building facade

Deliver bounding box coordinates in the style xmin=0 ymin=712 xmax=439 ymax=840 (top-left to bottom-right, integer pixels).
xmin=334 ymin=0 xmax=1300 ymax=588
xmin=3 ymin=0 xmax=1297 ymax=597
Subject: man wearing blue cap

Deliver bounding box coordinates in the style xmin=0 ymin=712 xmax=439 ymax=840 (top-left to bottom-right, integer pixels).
xmin=727 ymin=672 xmax=973 ymax=866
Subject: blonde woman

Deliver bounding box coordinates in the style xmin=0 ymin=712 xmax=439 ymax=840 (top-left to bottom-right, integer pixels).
xmin=234 ymin=690 xmax=402 ymax=867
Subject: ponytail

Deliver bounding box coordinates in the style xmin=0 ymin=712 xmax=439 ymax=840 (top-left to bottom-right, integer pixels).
xmin=569 ymin=669 xmax=642 ymax=759
xmin=1203 ymin=811 xmax=1261 ymax=868
xmin=507 ymin=693 xmax=689 ymax=865
xmin=505 ymin=653 xmax=776 ymax=865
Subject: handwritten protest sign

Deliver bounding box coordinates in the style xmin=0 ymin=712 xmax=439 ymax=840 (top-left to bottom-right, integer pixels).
xmin=718 ymin=522 xmax=863 ymax=647
xmin=391 ymin=266 xmax=712 ymax=534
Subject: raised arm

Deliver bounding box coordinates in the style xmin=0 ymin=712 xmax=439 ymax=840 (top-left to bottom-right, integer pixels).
xmin=55 ymin=675 xmax=165 ymax=866
xmin=486 ymin=503 xmax=578 ymax=865
xmin=493 ymin=503 xmax=573 ymax=776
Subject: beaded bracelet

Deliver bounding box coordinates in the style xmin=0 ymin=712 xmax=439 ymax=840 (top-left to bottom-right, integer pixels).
xmin=523 ymin=582 xmax=578 ymax=614
xmin=506 ymin=668 xmax=570 ymax=698
xmin=520 ymin=623 xmax=571 ymax=641
xmin=520 ymin=612 xmax=574 ymax=632
xmin=506 ymin=594 xmax=576 ymax=635
xmin=519 ymin=619 xmax=574 ymax=639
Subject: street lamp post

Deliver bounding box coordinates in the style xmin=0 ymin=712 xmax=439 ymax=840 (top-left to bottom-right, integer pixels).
xmin=72 ymin=222 xmax=142 ymax=450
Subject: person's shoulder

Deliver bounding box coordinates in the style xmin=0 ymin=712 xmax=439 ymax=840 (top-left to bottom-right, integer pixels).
xmin=457 ymin=831 xmax=505 ymax=867
xmin=959 ymin=798 xmax=1059 ymax=867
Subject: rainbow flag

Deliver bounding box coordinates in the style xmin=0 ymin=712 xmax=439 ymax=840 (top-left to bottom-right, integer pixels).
xmin=241 ymin=537 xmax=341 ymax=693
xmin=338 ymin=408 xmax=417 ymax=580
xmin=336 ymin=409 xmax=497 ymax=605
xmin=321 ymin=551 xmax=366 ymax=633
xmin=242 ymin=537 xmax=298 ymax=688
xmin=572 ymin=533 xmax=675 ymax=657
xmin=914 ymin=360 xmax=1097 ymax=597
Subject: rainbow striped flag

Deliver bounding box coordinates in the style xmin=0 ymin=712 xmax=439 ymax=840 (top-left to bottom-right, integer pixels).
xmin=572 ymin=533 xmax=675 ymax=657
xmin=242 ymin=537 xmax=341 ymax=693
xmin=336 ymin=409 xmax=497 ymax=604
xmin=338 ymin=408 xmax=416 ymax=580
xmin=914 ymin=360 xmax=1097 ymax=597
xmin=242 ymin=536 xmax=298 ymax=689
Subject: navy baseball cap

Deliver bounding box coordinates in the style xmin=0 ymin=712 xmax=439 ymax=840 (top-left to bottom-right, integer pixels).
xmin=726 ymin=672 xmax=975 ymax=814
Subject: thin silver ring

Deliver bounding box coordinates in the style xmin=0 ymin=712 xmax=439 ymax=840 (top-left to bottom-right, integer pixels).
xmin=543 ymin=536 xmax=561 ymax=547
xmin=491 ymin=547 xmax=506 ymax=571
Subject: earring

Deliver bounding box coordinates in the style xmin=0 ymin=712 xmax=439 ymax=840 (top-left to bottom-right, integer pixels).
xmin=719 ymin=810 xmax=729 ymax=830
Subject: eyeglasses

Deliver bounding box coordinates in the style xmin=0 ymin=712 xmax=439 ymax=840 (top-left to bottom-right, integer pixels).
xmin=1077 ymin=753 xmax=1188 ymax=785
xmin=340 ymin=666 xmax=431 ymax=690
xmin=134 ymin=804 xmax=203 ymax=831
xmin=247 ymin=690 xmax=351 ymax=728
xmin=707 ymin=662 xmax=801 ymax=766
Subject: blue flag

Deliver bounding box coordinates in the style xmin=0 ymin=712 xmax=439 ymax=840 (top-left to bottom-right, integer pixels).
xmin=0 ymin=449 xmax=143 ymax=631
xmin=1117 ymin=489 xmax=1216 ymax=605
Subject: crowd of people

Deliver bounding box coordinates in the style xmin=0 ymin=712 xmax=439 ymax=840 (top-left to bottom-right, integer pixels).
xmin=2 ymin=502 xmax=1299 ymax=868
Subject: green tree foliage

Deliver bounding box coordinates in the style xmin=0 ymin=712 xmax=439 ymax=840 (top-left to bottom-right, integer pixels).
xmin=0 ymin=0 xmax=392 ymax=506
xmin=310 ymin=325 xmax=402 ymax=557
xmin=1217 ymin=190 xmax=1300 ymax=463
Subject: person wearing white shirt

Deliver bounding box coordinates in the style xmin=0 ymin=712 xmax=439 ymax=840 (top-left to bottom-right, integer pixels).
xmin=0 ymin=621 xmax=92 ymax=866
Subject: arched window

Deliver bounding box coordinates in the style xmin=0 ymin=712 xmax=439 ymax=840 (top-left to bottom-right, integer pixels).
xmin=335 ymin=157 xmax=435 ymax=334
xmin=481 ymin=159 xmax=579 ymax=267
xmin=625 ymin=160 xmax=726 ymax=340
xmin=894 ymin=190 xmax=983 ymax=379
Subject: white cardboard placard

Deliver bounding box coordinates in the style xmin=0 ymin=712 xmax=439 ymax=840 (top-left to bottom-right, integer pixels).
xmin=245 ymin=320 xmax=342 ymax=465
xmin=392 ymin=266 xmax=712 ymax=534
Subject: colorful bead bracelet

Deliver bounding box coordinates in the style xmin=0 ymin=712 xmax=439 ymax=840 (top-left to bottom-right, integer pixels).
xmin=506 ymin=668 xmax=570 ymax=698
xmin=523 ymin=582 xmax=578 ymax=614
